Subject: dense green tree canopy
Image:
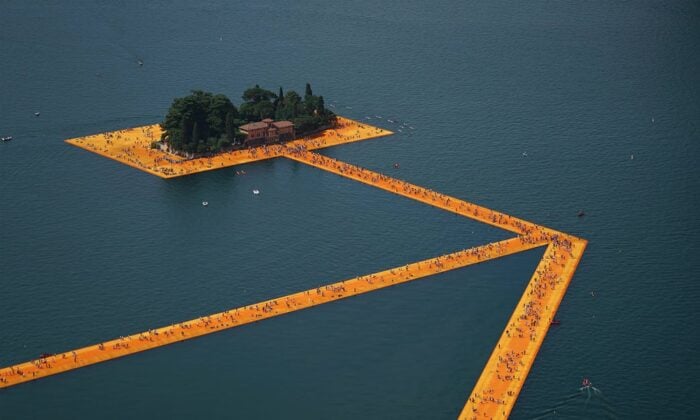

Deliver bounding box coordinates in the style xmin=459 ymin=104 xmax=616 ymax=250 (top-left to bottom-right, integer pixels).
xmin=161 ymin=83 xmax=335 ymax=155
xmin=160 ymin=90 xmax=240 ymax=154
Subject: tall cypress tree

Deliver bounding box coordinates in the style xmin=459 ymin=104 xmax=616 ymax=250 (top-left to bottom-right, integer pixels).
xmin=225 ymin=111 xmax=236 ymax=144
xmin=305 ymin=83 xmax=313 ymax=97
xmin=192 ymin=121 xmax=200 ymax=144
xmin=318 ymin=95 xmax=325 ymax=115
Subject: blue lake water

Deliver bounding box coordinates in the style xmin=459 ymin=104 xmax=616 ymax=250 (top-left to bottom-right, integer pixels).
xmin=1 ymin=1 xmax=699 ymax=418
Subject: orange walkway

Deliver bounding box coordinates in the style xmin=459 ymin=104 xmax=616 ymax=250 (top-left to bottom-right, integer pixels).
xmin=281 ymin=149 xmax=587 ymax=419
xmin=0 ymin=236 xmax=541 ymax=389
xmin=281 ymin=148 xmax=559 ymax=237
xmin=65 ymin=116 xmax=392 ymax=178
xmin=2 ymin=144 xmax=586 ymax=420
xmin=460 ymin=239 xmax=587 ymax=419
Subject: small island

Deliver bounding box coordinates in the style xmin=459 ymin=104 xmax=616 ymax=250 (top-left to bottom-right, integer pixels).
xmin=157 ymin=83 xmax=336 ymax=156
xmin=65 ymin=83 xmax=392 ymax=178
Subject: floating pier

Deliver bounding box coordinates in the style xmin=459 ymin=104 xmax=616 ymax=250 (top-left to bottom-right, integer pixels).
xmin=4 ymin=121 xmax=586 ymax=419
xmin=65 ymin=116 xmax=392 ymax=178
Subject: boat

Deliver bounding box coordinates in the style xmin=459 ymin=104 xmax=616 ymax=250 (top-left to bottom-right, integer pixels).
xmin=202 ymin=201 xmax=208 ymax=206
xmin=551 ymin=319 xmax=561 ymax=325
xmin=34 ymin=112 xmax=40 ymax=117
xmin=1 ymin=136 xmax=12 ymax=142
xmin=577 ymin=210 xmax=585 ymax=217
xmin=252 ymin=189 xmax=260 ymax=195
xmin=582 ymin=378 xmax=592 ymax=388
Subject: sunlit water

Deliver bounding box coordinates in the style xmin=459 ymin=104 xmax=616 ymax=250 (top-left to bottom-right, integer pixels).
xmin=1 ymin=1 xmax=699 ymax=418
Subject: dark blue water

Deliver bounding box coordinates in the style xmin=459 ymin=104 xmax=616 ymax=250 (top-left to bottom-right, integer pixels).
xmin=1 ymin=1 xmax=699 ymax=418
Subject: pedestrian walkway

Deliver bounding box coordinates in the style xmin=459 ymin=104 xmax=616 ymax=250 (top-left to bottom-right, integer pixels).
xmin=1 ymin=146 xmax=586 ymax=420
xmin=65 ymin=116 xmax=392 ymax=178
xmin=0 ymin=236 xmax=542 ymax=389
xmin=281 ymin=148 xmax=587 ymax=419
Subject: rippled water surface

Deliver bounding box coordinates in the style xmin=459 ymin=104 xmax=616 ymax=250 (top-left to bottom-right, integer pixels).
xmin=1 ymin=1 xmax=699 ymax=418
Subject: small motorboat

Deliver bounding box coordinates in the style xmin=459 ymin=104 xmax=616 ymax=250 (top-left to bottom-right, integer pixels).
xmin=393 ymin=163 xmax=400 ymax=169
xmin=1 ymin=136 xmax=12 ymax=142
xmin=577 ymin=210 xmax=585 ymax=217
xmin=34 ymin=112 xmax=40 ymax=117
xmin=252 ymin=189 xmax=260 ymax=195
xmin=202 ymin=201 xmax=208 ymax=206
xmin=551 ymin=319 xmax=561 ymax=326
xmin=582 ymin=378 xmax=592 ymax=388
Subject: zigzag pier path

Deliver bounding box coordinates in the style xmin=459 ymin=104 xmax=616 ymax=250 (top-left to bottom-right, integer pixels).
xmin=5 ymin=120 xmax=587 ymax=419
xmin=281 ymin=148 xmax=587 ymax=418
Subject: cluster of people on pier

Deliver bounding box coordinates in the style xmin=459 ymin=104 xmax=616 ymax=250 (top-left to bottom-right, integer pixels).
xmin=70 ymin=118 xmax=384 ymax=178
xmin=4 ymin=135 xmax=583 ymax=417
xmin=277 ymin=147 xmax=584 ymax=418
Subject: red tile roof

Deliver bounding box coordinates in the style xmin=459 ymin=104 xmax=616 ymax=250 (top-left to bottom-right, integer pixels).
xmin=239 ymin=122 xmax=268 ymax=131
xmin=272 ymin=121 xmax=294 ymax=128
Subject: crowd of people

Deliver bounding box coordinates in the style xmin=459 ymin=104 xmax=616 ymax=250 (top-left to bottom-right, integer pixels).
xmin=5 ymin=131 xmax=583 ymax=418
xmin=279 ymin=147 xmax=585 ymax=419
xmin=68 ymin=117 xmax=386 ymax=178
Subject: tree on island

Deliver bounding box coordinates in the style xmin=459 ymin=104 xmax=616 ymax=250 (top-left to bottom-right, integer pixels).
xmin=160 ymin=90 xmax=243 ymax=154
xmin=160 ymin=83 xmax=335 ymax=155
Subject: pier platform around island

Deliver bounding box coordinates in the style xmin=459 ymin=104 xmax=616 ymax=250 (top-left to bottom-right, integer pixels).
xmin=65 ymin=116 xmax=392 ymax=178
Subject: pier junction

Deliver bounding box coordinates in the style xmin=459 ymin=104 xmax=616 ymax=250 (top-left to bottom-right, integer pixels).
xmin=2 ymin=119 xmax=587 ymax=419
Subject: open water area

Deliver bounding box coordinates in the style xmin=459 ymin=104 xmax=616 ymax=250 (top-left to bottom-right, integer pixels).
xmin=1 ymin=1 xmax=699 ymax=418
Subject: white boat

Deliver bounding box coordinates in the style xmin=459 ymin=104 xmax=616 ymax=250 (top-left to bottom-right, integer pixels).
xmin=252 ymin=189 xmax=260 ymax=195
xmin=1 ymin=136 xmax=12 ymax=142
xmin=202 ymin=201 xmax=208 ymax=206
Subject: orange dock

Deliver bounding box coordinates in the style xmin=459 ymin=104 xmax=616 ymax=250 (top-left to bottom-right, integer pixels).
xmin=4 ymin=124 xmax=586 ymax=419
xmin=65 ymin=116 xmax=392 ymax=178
xmin=281 ymin=149 xmax=587 ymax=419
xmin=0 ymin=236 xmax=543 ymax=389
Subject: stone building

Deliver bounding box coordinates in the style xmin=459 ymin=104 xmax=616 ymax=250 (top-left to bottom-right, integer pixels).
xmin=239 ymin=119 xmax=295 ymax=147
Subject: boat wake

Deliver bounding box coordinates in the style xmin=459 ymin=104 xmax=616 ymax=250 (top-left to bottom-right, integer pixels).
xmin=529 ymin=383 xmax=618 ymax=419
